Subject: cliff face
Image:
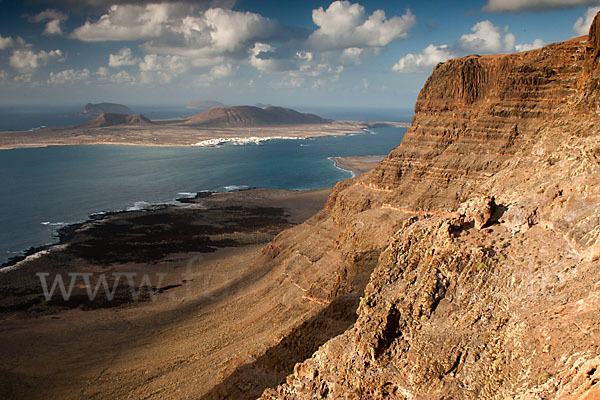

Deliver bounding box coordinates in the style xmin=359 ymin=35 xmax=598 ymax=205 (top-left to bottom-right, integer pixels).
xmin=257 ymin=14 xmax=600 ymax=400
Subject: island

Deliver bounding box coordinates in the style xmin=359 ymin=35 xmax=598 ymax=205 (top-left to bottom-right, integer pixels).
xmin=81 ymin=102 xmax=133 ymax=116
xmin=0 ymin=105 xmax=406 ymax=150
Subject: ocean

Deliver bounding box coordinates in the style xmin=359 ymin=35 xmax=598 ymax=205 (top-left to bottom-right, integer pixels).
xmin=0 ymin=106 xmax=410 ymax=265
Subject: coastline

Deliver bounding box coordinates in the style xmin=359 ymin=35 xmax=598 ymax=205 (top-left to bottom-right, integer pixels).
xmin=1 ymin=153 xmax=387 ymax=271
xmin=0 ymin=120 xmax=409 ymax=151
xmin=330 ymin=155 xmax=386 ymax=177
xmin=0 ymin=186 xmax=335 ymax=398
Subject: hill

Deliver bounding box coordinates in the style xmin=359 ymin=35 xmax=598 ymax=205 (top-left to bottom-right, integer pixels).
xmin=82 ymin=113 xmax=154 ymax=128
xmin=185 ymin=106 xmax=330 ymax=127
xmin=82 ymin=102 xmax=132 ymax=116
xmin=186 ymin=100 xmax=226 ymax=110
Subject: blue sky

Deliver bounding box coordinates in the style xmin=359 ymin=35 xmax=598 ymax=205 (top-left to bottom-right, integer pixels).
xmin=0 ymin=0 xmax=599 ymax=108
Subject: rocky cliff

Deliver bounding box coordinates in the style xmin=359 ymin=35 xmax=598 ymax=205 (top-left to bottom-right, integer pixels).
xmin=250 ymin=14 xmax=600 ymax=400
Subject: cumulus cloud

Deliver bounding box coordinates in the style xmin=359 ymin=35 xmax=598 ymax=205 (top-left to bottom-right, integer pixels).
xmin=0 ymin=35 xmax=14 ymax=50
xmin=48 ymin=68 xmax=90 ymax=84
xmin=307 ymin=1 xmax=415 ymax=51
xmin=515 ymin=38 xmax=545 ymax=51
xmin=24 ymin=0 xmax=236 ymax=11
xmin=392 ymin=44 xmax=455 ymax=73
xmin=249 ymin=42 xmax=295 ymax=73
xmin=484 ymin=0 xmax=600 ymax=12
xmin=108 ymin=47 xmax=139 ymax=67
xmin=72 ymin=3 xmax=279 ymax=58
xmin=28 ymin=9 xmax=68 ymax=36
xmin=9 ymin=48 xmax=63 ymax=72
xmin=393 ymin=20 xmax=544 ymax=73
xmin=574 ymin=6 xmax=600 ymax=35
xmin=456 ymin=20 xmax=515 ymax=54
xmin=194 ymin=63 xmax=236 ymax=86
xmin=138 ymin=54 xmax=187 ymax=84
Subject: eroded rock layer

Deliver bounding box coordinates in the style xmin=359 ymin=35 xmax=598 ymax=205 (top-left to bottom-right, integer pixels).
xmin=257 ymin=14 xmax=600 ymax=400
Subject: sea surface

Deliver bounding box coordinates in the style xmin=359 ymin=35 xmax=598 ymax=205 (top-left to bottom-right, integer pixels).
xmin=0 ymin=117 xmax=408 ymax=265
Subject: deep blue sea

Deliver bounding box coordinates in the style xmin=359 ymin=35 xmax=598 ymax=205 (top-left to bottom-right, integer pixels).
xmin=0 ymin=105 xmax=410 ymax=265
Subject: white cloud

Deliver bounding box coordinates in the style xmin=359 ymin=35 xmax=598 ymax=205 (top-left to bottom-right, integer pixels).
xmin=249 ymin=42 xmax=292 ymax=73
xmin=138 ymin=54 xmax=187 ymax=84
xmin=9 ymin=49 xmax=63 ymax=72
xmin=202 ymin=8 xmax=278 ymax=53
xmin=110 ymin=70 xmax=137 ymax=85
xmin=48 ymin=68 xmax=90 ymax=84
xmin=393 ymin=21 xmax=544 ymax=73
xmin=573 ymin=6 xmax=600 ymax=35
xmin=108 ymin=47 xmax=139 ymax=67
xmin=209 ymin=63 xmax=234 ymax=78
xmin=29 ymin=9 xmax=68 ymax=36
xmin=96 ymin=66 xmax=109 ymax=77
xmin=340 ymin=47 xmax=364 ymax=64
xmin=392 ymin=44 xmax=455 ymax=73
xmin=72 ymin=3 xmax=186 ymax=41
xmin=456 ymin=20 xmax=515 ymax=54
xmin=0 ymin=35 xmax=13 ymax=50
xmin=307 ymin=1 xmax=415 ymax=51
xmin=515 ymin=38 xmax=545 ymax=51
xmin=194 ymin=63 xmax=236 ymax=86
xmin=72 ymin=4 xmax=277 ymax=58
xmin=484 ymin=0 xmax=600 ymax=12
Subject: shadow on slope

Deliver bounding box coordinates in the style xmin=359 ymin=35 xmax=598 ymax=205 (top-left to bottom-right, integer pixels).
xmin=199 ymin=293 xmax=361 ymax=400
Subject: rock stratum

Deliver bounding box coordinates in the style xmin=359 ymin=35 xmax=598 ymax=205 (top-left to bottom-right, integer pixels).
xmin=235 ymin=14 xmax=600 ymax=400
xmin=185 ymin=105 xmax=329 ymax=127
xmin=82 ymin=102 xmax=132 ymax=115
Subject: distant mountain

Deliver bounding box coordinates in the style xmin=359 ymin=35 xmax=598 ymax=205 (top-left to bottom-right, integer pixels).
xmin=186 ymin=100 xmax=226 ymax=110
xmin=82 ymin=113 xmax=154 ymax=128
xmin=82 ymin=103 xmax=132 ymax=116
xmin=185 ymin=106 xmax=330 ymax=127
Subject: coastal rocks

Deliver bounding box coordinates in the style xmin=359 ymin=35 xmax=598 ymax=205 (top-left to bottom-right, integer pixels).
xmin=457 ymin=195 xmax=497 ymax=229
xmin=500 ymin=203 xmax=538 ymax=234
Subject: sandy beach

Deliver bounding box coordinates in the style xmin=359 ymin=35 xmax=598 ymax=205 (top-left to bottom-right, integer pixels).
xmin=331 ymin=155 xmax=386 ymax=177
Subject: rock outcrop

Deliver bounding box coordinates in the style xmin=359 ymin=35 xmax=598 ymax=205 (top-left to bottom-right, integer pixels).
xmin=251 ymin=13 xmax=600 ymax=400
xmin=82 ymin=102 xmax=132 ymax=115
xmin=185 ymin=106 xmax=329 ymax=127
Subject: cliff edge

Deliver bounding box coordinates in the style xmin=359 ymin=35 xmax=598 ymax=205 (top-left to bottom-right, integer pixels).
xmin=252 ymin=13 xmax=600 ymax=400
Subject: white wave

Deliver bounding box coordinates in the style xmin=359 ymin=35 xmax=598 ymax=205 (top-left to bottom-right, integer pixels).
xmin=126 ymin=201 xmax=151 ymax=211
xmin=223 ymin=185 xmax=249 ymax=192
xmin=28 ymin=125 xmax=47 ymax=132
xmin=328 ymin=157 xmax=355 ymax=178
xmin=177 ymin=192 xmax=197 ymax=198
xmin=41 ymin=221 xmax=67 ymax=226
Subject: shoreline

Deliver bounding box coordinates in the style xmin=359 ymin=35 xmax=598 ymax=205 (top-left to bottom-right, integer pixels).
xmin=330 ymin=155 xmax=386 ymax=177
xmin=0 ymin=155 xmax=387 ymax=271
xmin=0 ymin=120 xmax=409 ymax=151
xmin=0 ymin=188 xmax=312 ymax=271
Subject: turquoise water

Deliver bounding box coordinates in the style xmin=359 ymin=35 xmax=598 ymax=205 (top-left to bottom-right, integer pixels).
xmin=0 ymin=126 xmax=406 ymax=264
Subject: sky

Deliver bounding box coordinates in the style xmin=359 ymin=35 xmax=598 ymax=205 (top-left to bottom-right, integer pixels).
xmin=1 ymin=0 xmax=600 ymax=109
